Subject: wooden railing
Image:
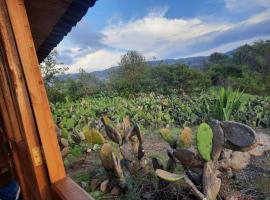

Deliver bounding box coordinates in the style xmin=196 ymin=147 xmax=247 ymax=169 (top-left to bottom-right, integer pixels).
xmin=51 ymin=178 xmax=94 ymax=200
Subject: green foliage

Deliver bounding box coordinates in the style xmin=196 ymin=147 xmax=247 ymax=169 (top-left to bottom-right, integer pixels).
xmin=196 ymin=123 xmax=213 ymax=161
xmin=213 ymin=87 xmax=243 ymax=121
xmin=149 ymin=64 xmax=211 ymax=94
xmin=52 ymin=91 xmax=270 ymax=141
xmin=108 ymin=51 xmax=149 ymax=93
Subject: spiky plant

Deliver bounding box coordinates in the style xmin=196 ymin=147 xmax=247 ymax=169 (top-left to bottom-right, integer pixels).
xmin=214 ymin=87 xmax=243 ymax=121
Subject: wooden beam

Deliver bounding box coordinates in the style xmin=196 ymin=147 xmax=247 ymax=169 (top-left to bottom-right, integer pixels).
xmin=0 ymin=0 xmax=52 ymax=199
xmin=51 ymin=178 xmax=94 ymax=200
xmin=5 ymin=0 xmax=66 ymax=183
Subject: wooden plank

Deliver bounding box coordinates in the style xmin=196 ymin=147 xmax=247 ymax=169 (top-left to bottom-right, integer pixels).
xmin=0 ymin=0 xmax=52 ymax=199
xmin=0 ymin=44 xmax=42 ymax=200
xmin=5 ymin=0 xmax=66 ymax=183
xmin=51 ymin=178 xmax=94 ymax=200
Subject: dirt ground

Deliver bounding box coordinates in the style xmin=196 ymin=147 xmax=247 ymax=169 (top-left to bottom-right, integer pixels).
xmin=66 ymin=129 xmax=270 ymax=200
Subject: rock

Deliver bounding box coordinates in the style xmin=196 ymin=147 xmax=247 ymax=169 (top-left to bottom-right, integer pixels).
xmin=110 ymin=186 xmax=121 ymax=196
xmin=249 ymin=133 xmax=270 ymax=156
xmin=203 ymin=161 xmax=221 ymax=200
xmin=100 ymin=179 xmax=110 ymax=192
xmin=90 ymin=178 xmax=101 ymax=191
xmin=78 ymin=131 xmax=85 ymax=141
xmin=210 ymin=120 xmax=224 ymax=161
xmin=81 ymin=181 xmax=88 ymax=189
xmin=221 ymin=121 xmax=256 ymax=150
xmin=60 ymin=138 xmax=69 ymax=147
xmin=219 ymin=150 xmax=250 ymax=171
xmin=61 ymin=147 xmax=69 ymax=157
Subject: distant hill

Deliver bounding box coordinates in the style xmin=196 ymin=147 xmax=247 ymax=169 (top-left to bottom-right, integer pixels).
xmin=61 ymin=56 xmax=209 ymax=81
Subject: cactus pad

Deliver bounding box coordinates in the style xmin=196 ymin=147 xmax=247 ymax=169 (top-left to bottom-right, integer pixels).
xmin=180 ymin=127 xmax=192 ymax=147
xmin=100 ymin=143 xmax=115 ymax=170
xmin=84 ymin=129 xmax=105 ymax=145
xmin=61 ymin=128 xmax=69 ymax=139
xmin=155 ymin=169 xmax=184 ymax=182
xmin=160 ymin=128 xmax=175 ymax=147
xmin=196 ymin=123 xmax=213 ymax=161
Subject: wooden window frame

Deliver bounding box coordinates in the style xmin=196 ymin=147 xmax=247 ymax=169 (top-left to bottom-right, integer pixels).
xmin=0 ymin=0 xmax=93 ymax=199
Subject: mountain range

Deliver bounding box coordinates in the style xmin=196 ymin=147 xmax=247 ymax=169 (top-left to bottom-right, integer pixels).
xmin=63 ymin=55 xmax=210 ymax=81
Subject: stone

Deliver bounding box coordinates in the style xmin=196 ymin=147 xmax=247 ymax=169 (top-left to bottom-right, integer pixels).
xmin=110 ymin=186 xmax=120 ymax=196
xmin=249 ymin=133 xmax=270 ymax=156
xmin=61 ymin=147 xmax=69 ymax=157
xmin=219 ymin=150 xmax=250 ymax=171
xmin=60 ymin=138 xmax=69 ymax=147
xmin=100 ymin=179 xmax=110 ymax=192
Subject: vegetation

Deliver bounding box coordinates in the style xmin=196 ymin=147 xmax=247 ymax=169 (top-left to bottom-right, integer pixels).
xmin=41 ymin=40 xmax=270 ymax=199
xmin=42 ymin=40 xmax=270 ymax=103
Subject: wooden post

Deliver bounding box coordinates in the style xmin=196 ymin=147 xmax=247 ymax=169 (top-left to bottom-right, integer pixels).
xmin=0 ymin=0 xmax=52 ymax=199
xmin=4 ymin=0 xmax=66 ymax=183
xmin=0 ymin=0 xmax=93 ymax=199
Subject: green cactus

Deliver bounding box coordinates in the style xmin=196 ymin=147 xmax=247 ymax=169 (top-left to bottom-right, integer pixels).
xmin=61 ymin=128 xmax=69 ymax=139
xmin=84 ymin=128 xmax=105 ymax=145
xmin=100 ymin=143 xmax=115 ymax=170
xmin=196 ymin=123 xmax=213 ymax=161
xmin=160 ymin=128 xmax=176 ymax=147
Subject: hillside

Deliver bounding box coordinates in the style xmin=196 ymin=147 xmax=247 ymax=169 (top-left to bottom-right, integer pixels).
xmin=61 ymin=56 xmax=209 ymax=81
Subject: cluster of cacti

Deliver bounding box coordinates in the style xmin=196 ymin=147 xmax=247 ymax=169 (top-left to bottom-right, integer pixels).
xmin=156 ymin=121 xmax=257 ymax=200
xmin=90 ymin=116 xmax=147 ymax=195
xmin=159 ymin=126 xmax=193 ymax=149
xmin=57 ymin=123 xmax=105 ymax=158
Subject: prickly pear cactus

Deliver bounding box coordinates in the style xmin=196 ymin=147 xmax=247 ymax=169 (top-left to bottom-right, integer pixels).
xmin=100 ymin=143 xmax=115 ymax=170
xmin=84 ymin=128 xmax=105 ymax=145
xmin=196 ymin=123 xmax=213 ymax=161
xmin=180 ymin=127 xmax=192 ymax=147
xmin=61 ymin=128 xmax=69 ymax=140
xmin=160 ymin=128 xmax=175 ymax=147
xmin=155 ymin=169 xmax=184 ymax=182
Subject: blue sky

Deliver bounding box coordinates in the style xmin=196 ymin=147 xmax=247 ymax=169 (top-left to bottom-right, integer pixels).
xmin=56 ymin=0 xmax=270 ymax=72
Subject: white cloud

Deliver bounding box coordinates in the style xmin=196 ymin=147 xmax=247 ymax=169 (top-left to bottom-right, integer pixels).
xmin=224 ymin=0 xmax=270 ymax=12
xmin=68 ymin=49 xmax=124 ymax=73
xmin=102 ymin=14 xmax=230 ymax=59
xmin=58 ymin=5 xmax=270 ymax=72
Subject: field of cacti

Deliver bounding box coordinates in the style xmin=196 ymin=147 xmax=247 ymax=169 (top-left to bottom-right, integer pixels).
xmin=51 ymin=90 xmax=270 ymax=200
xmin=52 ymin=91 xmax=270 ymax=133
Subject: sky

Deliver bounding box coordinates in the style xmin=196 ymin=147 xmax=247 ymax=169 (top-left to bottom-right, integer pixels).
xmin=56 ymin=0 xmax=270 ymax=73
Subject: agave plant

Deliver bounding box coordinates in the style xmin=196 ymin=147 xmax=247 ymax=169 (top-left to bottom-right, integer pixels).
xmin=213 ymin=87 xmax=243 ymax=121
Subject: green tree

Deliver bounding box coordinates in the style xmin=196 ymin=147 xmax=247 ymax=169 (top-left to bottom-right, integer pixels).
xmin=40 ymin=50 xmax=68 ymax=102
xmin=40 ymin=50 xmax=68 ymax=87
xmin=76 ymin=68 xmax=103 ymax=97
xmin=109 ymin=51 xmax=149 ymax=92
